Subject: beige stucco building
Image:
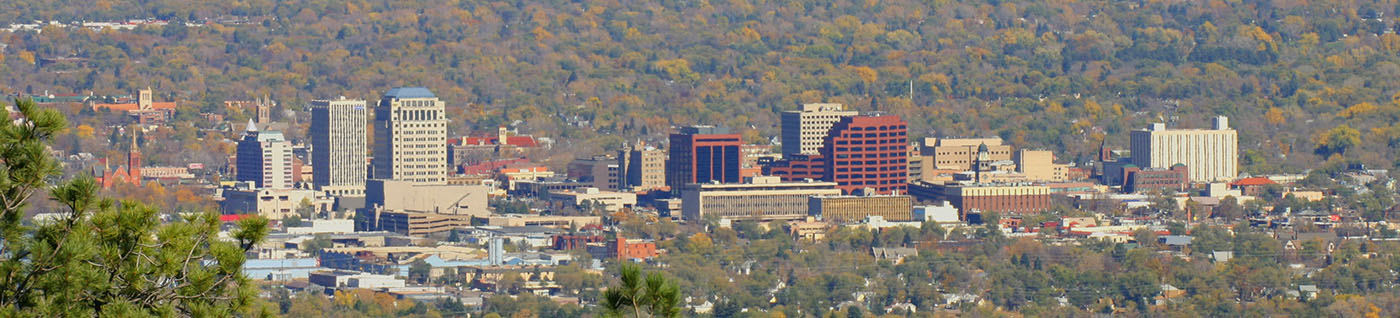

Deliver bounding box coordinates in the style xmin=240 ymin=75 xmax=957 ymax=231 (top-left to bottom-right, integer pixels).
xmin=365 ymin=179 xmax=490 ymax=217
xmin=1015 ymin=149 xmax=1068 ymax=182
xmin=220 ymin=186 xmax=333 ymax=220
xmin=618 ymin=142 xmax=667 ymax=191
xmin=921 ymin=137 xmax=1013 ymax=171
xmin=549 ymin=187 xmax=637 ymax=212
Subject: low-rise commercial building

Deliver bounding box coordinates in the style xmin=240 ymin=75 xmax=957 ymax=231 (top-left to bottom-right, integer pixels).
xmin=588 ymin=237 xmax=658 ymax=260
xmin=487 ymin=215 xmax=602 ymax=229
xmin=1123 ymin=164 xmax=1189 ymax=193
xmin=358 ymin=209 xmax=474 ymax=235
xmin=365 ymin=180 xmax=490 ymax=217
xmin=220 ymin=185 xmax=333 ymax=220
xmin=909 ymin=182 xmax=1052 ymax=218
xmin=809 ymin=195 xmax=914 ymax=223
xmin=680 ymin=176 xmax=841 ymax=222
xmin=548 ymin=187 xmax=637 ymax=212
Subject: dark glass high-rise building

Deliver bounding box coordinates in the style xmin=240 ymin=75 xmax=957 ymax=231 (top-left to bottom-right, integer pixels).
xmin=667 ymin=126 xmax=742 ymax=193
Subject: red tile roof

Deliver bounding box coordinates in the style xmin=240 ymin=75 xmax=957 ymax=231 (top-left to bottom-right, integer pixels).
xmin=453 ymin=136 xmax=539 ymax=147
xmin=1231 ymin=177 xmax=1277 ymax=187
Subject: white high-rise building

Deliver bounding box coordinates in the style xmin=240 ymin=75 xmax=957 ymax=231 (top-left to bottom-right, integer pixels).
xmin=372 ymin=87 xmax=447 ymax=184
xmin=236 ymin=119 xmax=294 ymax=189
xmin=1130 ymin=116 xmax=1238 ymax=183
xmin=311 ymin=97 xmax=369 ymax=196
xmin=780 ymin=103 xmax=858 ymax=156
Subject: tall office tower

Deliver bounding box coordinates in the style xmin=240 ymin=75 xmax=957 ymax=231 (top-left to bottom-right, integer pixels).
xmin=618 ymin=141 xmax=667 ymax=191
xmin=781 ymin=103 xmax=858 ymax=156
xmin=372 ymin=87 xmax=448 ymax=184
xmin=668 ymin=126 xmax=742 ymax=192
xmin=311 ymin=97 xmax=369 ymax=196
xmin=236 ymin=119 xmax=294 ymax=189
xmin=822 ymin=114 xmax=909 ymax=195
xmin=1130 ymin=116 xmax=1238 ymax=183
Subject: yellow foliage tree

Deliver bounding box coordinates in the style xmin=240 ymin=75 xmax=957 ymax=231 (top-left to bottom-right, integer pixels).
xmin=1336 ymin=102 xmax=1377 ymax=119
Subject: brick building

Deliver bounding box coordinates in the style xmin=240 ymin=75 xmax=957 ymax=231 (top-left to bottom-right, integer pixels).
xmin=590 ymin=237 xmax=658 ymax=260
xmin=822 ymin=114 xmax=909 ymax=195
xmin=667 ymin=126 xmax=742 ymax=193
xmin=1122 ymin=164 xmax=1189 ymax=193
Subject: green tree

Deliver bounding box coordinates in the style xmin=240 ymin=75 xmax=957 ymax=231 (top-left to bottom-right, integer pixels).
xmin=603 ymin=263 xmax=681 ymax=318
xmin=1315 ymin=125 xmax=1361 ymax=157
xmin=409 ymin=260 xmax=432 ymax=284
xmin=0 ymin=98 xmax=271 ymax=316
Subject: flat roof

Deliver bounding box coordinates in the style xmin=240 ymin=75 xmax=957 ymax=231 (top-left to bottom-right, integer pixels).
xmin=384 ymin=87 xmax=436 ymax=99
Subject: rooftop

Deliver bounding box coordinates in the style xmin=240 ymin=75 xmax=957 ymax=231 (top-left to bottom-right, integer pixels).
xmin=383 ymin=87 xmax=436 ymax=99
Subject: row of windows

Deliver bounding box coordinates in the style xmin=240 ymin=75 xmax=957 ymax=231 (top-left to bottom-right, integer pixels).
xmin=400 ymin=100 xmax=437 ymax=108
xmin=834 ymin=139 xmax=907 ymax=146
xmin=835 ymin=159 xmax=907 ymax=165
xmin=835 ymin=166 xmax=903 ymax=172
xmin=846 ymin=125 xmax=907 ymax=131
xmin=834 ymin=146 xmax=908 ymax=152
xmin=835 ymin=172 xmax=907 ymax=179
xmin=396 ymin=109 xmax=441 ymax=121
xmin=392 ymin=151 xmax=444 ymax=157
xmin=834 ymin=153 xmax=904 ymax=159
xmin=842 ymin=131 xmax=907 ymax=138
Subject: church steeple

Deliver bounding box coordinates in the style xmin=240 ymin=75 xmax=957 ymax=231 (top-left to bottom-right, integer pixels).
xmin=128 ymin=132 xmax=141 ymax=182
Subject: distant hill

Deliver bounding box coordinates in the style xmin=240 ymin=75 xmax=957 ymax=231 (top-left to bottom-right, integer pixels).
xmin=2 ymin=0 xmax=1398 ymax=173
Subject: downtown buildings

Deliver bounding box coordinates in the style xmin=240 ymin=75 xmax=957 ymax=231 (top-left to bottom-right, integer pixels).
xmin=372 ymin=87 xmax=448 ymax=184
xmin=235 ymin=119 xmax=294 ymax=189
xmin=667 ymin=125 xmax=743 ymax=193
xmin=1130 ymin=116 xmax=1238 ymax=183
xmin=310 ymin=97 xmax=369 ymax=197
xmin=821 ymin=114 xmax=909 ymax=195
xmin=780 ymin=103 xmax=857 ymax=156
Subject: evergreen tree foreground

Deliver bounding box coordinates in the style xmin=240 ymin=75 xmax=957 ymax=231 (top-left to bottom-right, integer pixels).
xmin=0 ymin=98 xmax=270 ymax=317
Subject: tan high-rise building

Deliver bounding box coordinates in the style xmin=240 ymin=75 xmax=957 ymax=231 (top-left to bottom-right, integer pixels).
xmin=372 ymin=87 xmax=448 ymax=184
xmin=781 ymin=103 xmax=858 ymax=156
xmin=1015 ymin=149 xmax=1068 ymax=182
xmin=311 ymin=97 xmax=369 ymax=196
xmin=618 ymin=141 xmax=667 ymax=191
xmin=1130 ymin=116 xmax=1238 ymax=183
xmin=921 ymin=137 xmax=1012 ymax=170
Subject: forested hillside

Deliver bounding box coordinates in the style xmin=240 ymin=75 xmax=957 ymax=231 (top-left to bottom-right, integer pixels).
xmin=4 ymin=0 xmax=1400 ymax=172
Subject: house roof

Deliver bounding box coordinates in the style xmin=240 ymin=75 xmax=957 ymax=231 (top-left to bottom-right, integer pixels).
xmin=1159 ymin=235 xmax=1193 ymax=246
xmin=455 ymin=136 xmax=539 ymax=147
xmin=384 ymin=87 xmax=435 ymax=99
xmin=1231 ymin=177 xmax=1277 ymax=187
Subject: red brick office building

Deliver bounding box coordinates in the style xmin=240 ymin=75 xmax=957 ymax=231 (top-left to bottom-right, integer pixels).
xmin=822 ymin=115 xmax=908 ymax=195
xmin=668 ymin=126 xmax=742 ymax=193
